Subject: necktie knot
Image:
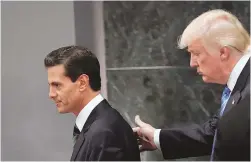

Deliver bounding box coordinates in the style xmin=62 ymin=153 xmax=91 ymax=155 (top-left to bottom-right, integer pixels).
xmin=220 ymin=86 xmax=231 ymax=116
xmin=73 ymin=124 xmax=80 ymax=136
xmin=73 ymin=124 xmax=80 ymax=145
xmin=222 ymin=86 xmax=231 ymax=98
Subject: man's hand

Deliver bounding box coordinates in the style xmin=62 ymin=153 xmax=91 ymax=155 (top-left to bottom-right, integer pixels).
xmin=133 ymin=115 xmax=157 ymax=152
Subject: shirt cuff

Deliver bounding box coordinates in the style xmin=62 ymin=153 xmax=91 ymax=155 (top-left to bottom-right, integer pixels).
xmin=154 ymin=129 xmax=161 ymax=150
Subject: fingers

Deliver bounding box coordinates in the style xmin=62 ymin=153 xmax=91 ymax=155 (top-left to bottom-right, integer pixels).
xmin=132 ymin=127 xmax=140 ymax=133
xmin=138 ymin=138 xmax=146 ymax=152
xmin=139 ymin=146 xmax=144 ymax=152
xmin=137 ymin=136 xmax=154 ymax=152
xmin=133 ymin=127 xmax=141 ymax=137
xmin=135 ymin=115 xmax=148 ymax=127
xmin=136 ymin=135 xmax=151 ymax=147
xmin=135 ymin=130 xmax=146 ymax=145
xmin=137 ymin=137 xmax=142 ymax=145
xmin=133 ymin=127 xmax=144 ymax=140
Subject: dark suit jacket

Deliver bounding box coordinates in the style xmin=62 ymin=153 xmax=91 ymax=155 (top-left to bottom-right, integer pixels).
xmin=159 ymin=59 xmax=250 ymax=161
xmin=70 ymin=100 xmax=141 ymax=161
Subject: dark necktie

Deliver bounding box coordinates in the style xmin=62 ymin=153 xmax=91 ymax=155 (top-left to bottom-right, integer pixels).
xmin=210 ymin=86 xmax=231 ymax=161
xmin=73 ymin=124 xmax=80 ymax=145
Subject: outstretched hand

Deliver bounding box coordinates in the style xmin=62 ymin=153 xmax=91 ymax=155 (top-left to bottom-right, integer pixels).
xmin=133 ymin=115 xmax=157 ymax=152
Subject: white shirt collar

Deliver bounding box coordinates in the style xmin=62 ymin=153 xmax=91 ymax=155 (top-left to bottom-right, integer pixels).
xmin=227 ymin=46 xmax=250 ymax=91
xmin=75 ymin=94 xmax=104 ymax=132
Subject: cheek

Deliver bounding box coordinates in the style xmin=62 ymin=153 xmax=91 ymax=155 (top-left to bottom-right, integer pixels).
xmin=57 ymin=91 xmax=67 ymax=104
xmin=197 ymin=57 xmax=207 ymax=69
xmin=57 ymin=89 xmax=72 ymax=104
xmin=203 ymin=58 xmax=220 ymax=76
xmin=64 ymin=87 xmax=79 ymax=105
xmin=198 ymin=56 xmax=212 ymax=69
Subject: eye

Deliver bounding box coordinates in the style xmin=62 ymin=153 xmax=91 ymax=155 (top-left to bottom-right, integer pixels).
xmin=194 ymin=52 xmax=200 ymax=56
xmin=51 ymin=82 xmax=61 ymax=89
xmin=55 ymin=84 xmax=61 ymax=89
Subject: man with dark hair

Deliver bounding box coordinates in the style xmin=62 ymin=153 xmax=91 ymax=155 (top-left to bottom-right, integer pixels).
xmin=44 ymin=45 xmax=140 ymax=161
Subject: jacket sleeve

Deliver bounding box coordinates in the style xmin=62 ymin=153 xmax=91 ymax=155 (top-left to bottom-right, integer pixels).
xmin=159 ymin=113 xmax=218 ymax=159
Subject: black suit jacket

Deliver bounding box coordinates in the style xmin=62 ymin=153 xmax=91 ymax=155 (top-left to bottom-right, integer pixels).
xmin=159 ymin=59 xmax=250 ymax=161
xmin=70 ymin=100 xmax=141 ymax=161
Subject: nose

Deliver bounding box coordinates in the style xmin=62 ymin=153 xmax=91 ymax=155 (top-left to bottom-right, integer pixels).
xmin=190 ymin=56 xmax=198 ymax=68
xmin=49 ymin=87 xmax=57 ymax=99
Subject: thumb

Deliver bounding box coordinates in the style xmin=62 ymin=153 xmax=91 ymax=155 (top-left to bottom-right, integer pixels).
xmin=135 ymin=115 xmax=148 ymax=127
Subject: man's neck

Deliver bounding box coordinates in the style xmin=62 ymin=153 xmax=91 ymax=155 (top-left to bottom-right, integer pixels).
xmin=222 ymin=51 xmax=242 ymax=83
xmin=73 ymin=91 xmax=101 ymax=116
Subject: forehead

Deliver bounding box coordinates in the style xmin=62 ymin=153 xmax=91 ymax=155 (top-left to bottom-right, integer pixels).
xmin=187 ymin=40 xmax=204 ymax=53
xmin=47 ymin=64 xmax=69 ymax=83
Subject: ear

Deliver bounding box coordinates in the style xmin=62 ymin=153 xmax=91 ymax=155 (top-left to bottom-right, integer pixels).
xmin=220 ymin=46 xmax=230 ymax=61
xmin=77 ymin=74 xmax=89 ymax=92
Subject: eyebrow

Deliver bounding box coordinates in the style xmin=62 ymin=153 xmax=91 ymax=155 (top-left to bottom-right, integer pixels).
xmin=48 ymin=82 xmax=61 ymax=86
xmin=188 ymin=49 xmax=199 ymax=53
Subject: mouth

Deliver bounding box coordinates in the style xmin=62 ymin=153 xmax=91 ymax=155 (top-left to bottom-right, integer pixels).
xmin=55 ymin=101 xmax=61 ymax=107
xmin=197 ymin=71 xmax=202 ymax=75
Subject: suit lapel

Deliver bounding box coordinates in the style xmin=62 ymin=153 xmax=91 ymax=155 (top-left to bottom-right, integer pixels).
xmin=70 ymin=132 xmax=85 ymax=161
xmin=70 ymin=100 xmax=109 ymax=161
xmin=80 ymin=100 xmax=109 ymax=132
xmin=223 ymin=91 xmax=241 ymax=115
xmin=222 ymin=59 xmax=250 ymax=116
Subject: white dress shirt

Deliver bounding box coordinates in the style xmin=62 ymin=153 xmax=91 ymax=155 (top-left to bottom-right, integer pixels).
xmin=227 ymin=47 xmax=250 ymax=91
xmin=154 ymin=47 xmax=251 ymax=150
xmin=75 ymin=94 xmax=104 ymax=132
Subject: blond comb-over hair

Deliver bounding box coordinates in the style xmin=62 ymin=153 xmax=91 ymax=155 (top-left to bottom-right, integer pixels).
xmin=178 ymin=9 xmax=250 ymax=53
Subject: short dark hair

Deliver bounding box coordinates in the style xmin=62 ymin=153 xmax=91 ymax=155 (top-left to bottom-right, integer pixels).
xmin=44 ymin=45 xmax=101 ymax=91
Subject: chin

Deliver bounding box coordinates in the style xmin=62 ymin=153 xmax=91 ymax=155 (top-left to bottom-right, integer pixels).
xmin=202 ymin=75 xmax=220 ymax=84
xmin=202 ymin=76 xmax=211 ymax=83
xmin=58 ymin=111 xmax=68 ymax=114
xmin=57 ymin=107 xmax=69 ymax=114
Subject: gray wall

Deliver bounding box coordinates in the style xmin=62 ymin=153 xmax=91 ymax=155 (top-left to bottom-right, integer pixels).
xmin=74 ymin=1 xmax=107 ymax=98
xmin=2 ymin=1 xmax=76 ymax=160
xmin=2 ymin=1 xmax=107 ymax=160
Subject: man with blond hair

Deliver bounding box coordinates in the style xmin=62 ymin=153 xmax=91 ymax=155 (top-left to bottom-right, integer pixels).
xmin=133 ymin=9 xmax=250 ymax=161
